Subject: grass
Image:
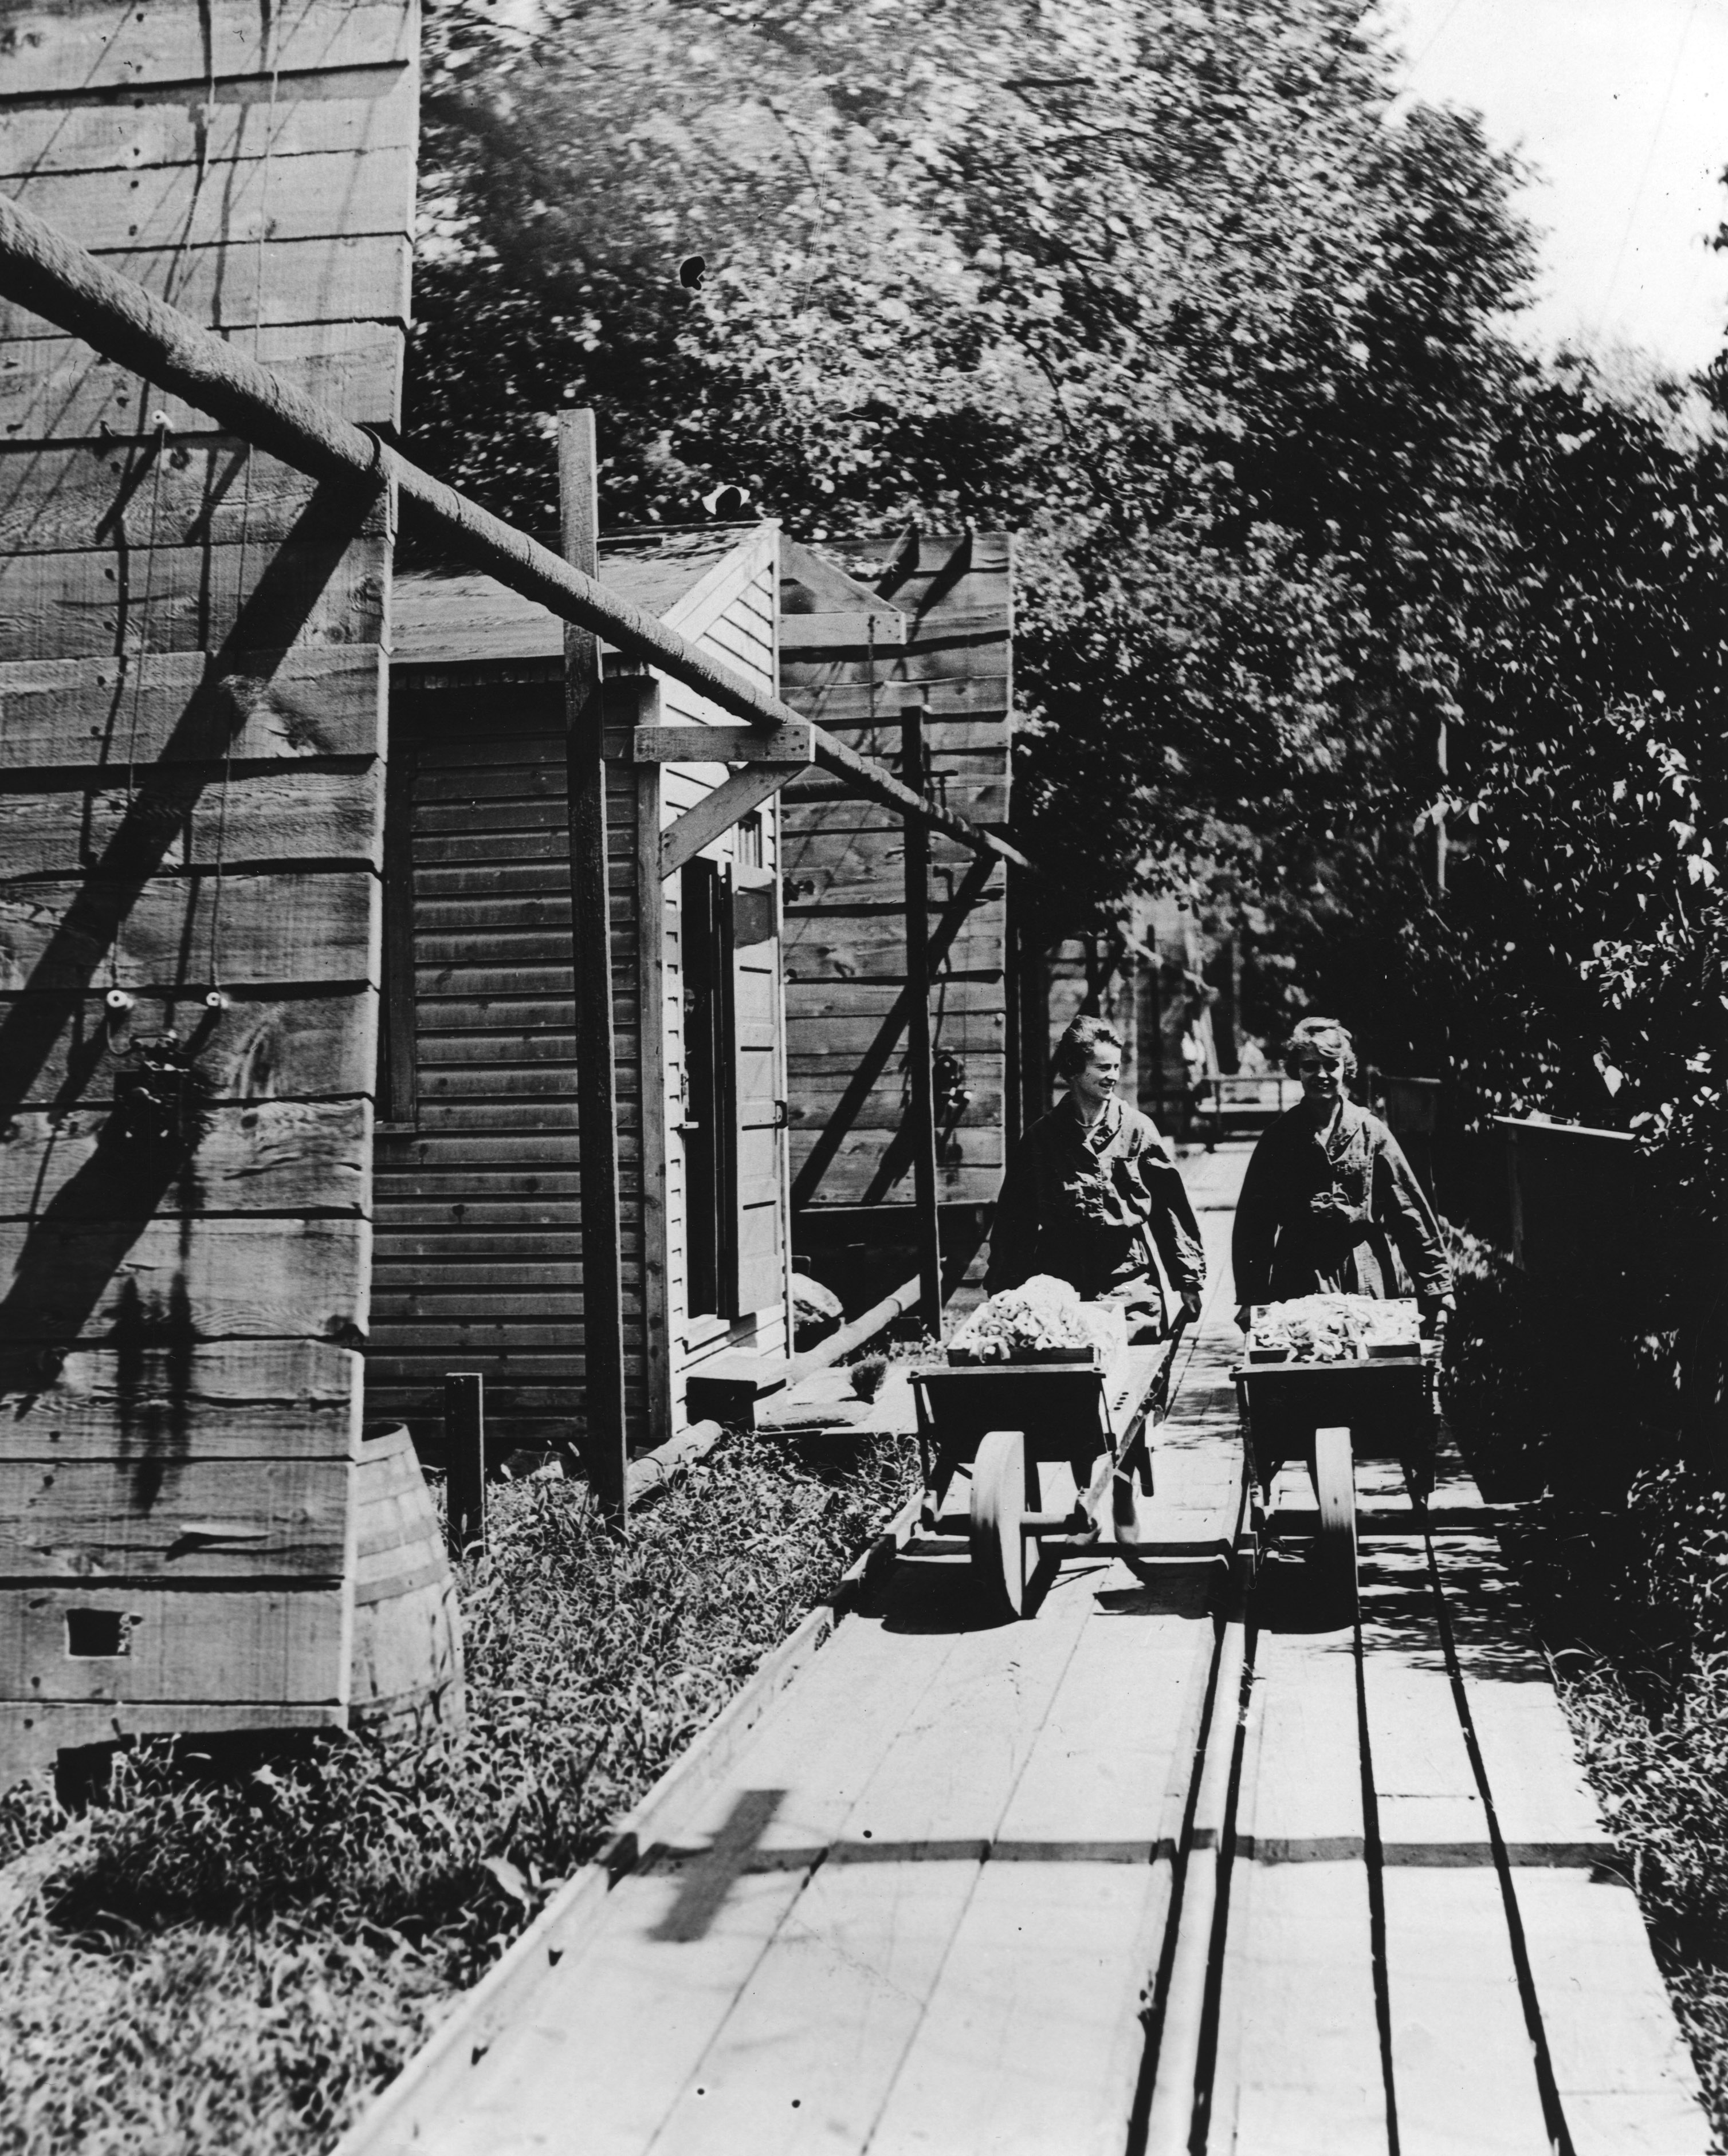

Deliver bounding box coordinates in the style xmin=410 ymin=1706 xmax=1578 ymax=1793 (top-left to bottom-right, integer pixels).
xmin=1443 ymin=1233 xmax=1728 ymax=2145
xmin=0 ymin=1428 xmax=917 ymax=2156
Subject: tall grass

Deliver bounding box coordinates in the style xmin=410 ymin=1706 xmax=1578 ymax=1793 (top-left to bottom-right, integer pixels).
xmin=0 ymin=1429 xmax=916 ymax=2156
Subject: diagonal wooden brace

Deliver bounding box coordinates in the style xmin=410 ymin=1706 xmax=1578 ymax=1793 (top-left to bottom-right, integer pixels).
xmin=659 ymin=761 xmax=807 ymax=879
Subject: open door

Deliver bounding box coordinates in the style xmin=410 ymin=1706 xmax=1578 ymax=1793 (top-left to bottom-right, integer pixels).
xmin=729 ymin=860 xmax=787 ymax=1320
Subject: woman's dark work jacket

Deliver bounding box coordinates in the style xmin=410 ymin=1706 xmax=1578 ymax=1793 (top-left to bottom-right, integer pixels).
xmin=1231 ymin=1098 xmax=1452 ymax=1309
xmin=987 ymin=1096 xmax=1205 ymax=1302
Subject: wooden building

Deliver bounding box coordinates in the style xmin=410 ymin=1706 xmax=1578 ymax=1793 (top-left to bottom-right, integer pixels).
xmin=0 ymin=0 xmax=421 ymax=1777
xmin=374 ymin=525 xmax=792 ymax=1461
xmin=777 ymin=532 xmax=1016 ymax=1315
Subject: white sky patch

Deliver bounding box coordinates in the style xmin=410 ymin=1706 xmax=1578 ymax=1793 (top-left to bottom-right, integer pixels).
xmin=1379 ymin=0 xmax=1728 ymax=375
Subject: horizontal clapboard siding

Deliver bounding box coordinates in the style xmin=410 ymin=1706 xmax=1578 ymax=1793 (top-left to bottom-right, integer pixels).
xmin=0 ymin=0 xmax=418 ymax=1739
xmin=369 ymin=536 xmax=790 ymax=1456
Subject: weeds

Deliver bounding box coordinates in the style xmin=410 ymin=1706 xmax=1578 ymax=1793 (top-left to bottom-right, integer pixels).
xmin=0 ymin=1429 xmax=917 ymax=2156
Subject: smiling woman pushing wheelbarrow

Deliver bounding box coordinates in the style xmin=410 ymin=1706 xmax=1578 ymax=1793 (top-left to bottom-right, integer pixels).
xmin=1231 ymin=1018 xmax=1454 ymax=1610
xmin=908 ymin=1018 xmax=1208 ymax=1618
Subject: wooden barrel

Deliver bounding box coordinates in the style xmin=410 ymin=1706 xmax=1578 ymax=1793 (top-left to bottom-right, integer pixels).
xmin=349 ymin=1423 xmax=465 ymax=1733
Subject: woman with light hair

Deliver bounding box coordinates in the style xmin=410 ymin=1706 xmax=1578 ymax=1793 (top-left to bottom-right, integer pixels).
xmin=1231 ymin=1017 xmax=1453 ymax=1330
xmin=988 ymin=1013 xmax=1204 ymax=1320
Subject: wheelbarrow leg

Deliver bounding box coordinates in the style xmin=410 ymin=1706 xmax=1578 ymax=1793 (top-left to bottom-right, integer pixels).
xmin=971 ymin=1429 xmax=1030 ymax=1620
xmin=1311 ymin=1423 xmax=1358 ymax=1618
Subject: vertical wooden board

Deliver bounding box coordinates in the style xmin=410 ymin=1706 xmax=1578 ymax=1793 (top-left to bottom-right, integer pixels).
xmin=1357 ymin=1547 xmax=1553 ymax=2156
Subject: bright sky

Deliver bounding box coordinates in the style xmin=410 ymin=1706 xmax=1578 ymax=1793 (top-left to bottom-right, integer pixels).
xmin=1379 ymin=0 xmax=1728 ymax=375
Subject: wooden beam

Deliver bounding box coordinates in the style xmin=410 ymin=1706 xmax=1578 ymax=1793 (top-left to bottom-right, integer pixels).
xmin=560 ymin=411 xmax=627 ymax=1527
xmin=902 ymin=705 xmax=944 ymax=1341
xmin=659 ymin=765 xmax=801 ymax=883
xmin=629 ymin=725 xmax=812 ymax=765
xmin=0 ymin=194 xmax=1040 ymax=875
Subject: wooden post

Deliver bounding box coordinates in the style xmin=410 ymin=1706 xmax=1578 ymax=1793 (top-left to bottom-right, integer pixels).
xmin=560 ymin=410 xmax=629 ymax=1526
xmin=902 ymin=703 xmax=944 ymax=1341
xmin=444 ymin=1372 xmax=487 ymax=1557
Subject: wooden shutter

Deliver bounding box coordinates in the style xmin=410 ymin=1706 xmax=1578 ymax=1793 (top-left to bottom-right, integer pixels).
xmin=728 ymin=864 xmax=786 ymax=1318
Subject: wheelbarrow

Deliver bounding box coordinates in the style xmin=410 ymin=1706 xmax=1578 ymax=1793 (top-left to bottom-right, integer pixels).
xmin=1232 ymin=1317 xmax=1440 ymax=1612
xmin=910 ymin=1334 xmax=1182 ymax=1620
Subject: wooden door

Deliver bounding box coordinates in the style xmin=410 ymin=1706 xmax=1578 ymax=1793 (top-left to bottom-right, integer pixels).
xmin=729 ymin=863 xmax=786 ymax=1319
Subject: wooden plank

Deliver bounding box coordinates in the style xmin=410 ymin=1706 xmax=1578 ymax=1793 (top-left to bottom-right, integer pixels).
xmin=0 ymin=1216 xmax=368 ymax=1344
xmin=0 ymin=1455 xmax=351 ymax=1581
xmin=0 ymin=234 xmax=413 ymax=340
xmin=0 ymin=1339 xmax=359 ymax=1460
xmin=870 ymin=1584 xmax=1223 ymax=2156
xmin=0 ymin=764 xmax=381 ymax=876
xmin=659 ymin=764 xmax=793 ymax=880
xmin=1211 ymin=1607 xmax=1388 ymax=2155
xmin=635 ymin=758 xmax=672 ymax=1450
xmin=1357 ymin=1543 xmax=1554 ymax=2156
xmin=0 ymin=0 xmax=415 ymax=92
xmin=0 ymin=537 xmax=390 ymax=660
xmin=630 ymin=724 xmax=810 ymax=765
xmin=0 ymin=60 xmax=418 ymax=178
xmin=3 ymin=148 xmax=415 ymax=251
xmin=395 ymin=1606 xmax=971 ymax=2156
xmin=638 ymin=1607 xmax=1091 ymax=2156
xmin=1429 ymin=1535 xmax=1710 ymax=2155
xmin=0 ymin=646 xmax=384 ymax=767
xmin=0 ymin=868 xmax=376 ymax=991
xmin=0 ymin=438 xmax=389 ymax=553
xmin=2 ymin=986 xmax=374 ymax=1103
xmin=0 ymin=1582 xmax=346 ymax=1706
xmin=0 ymin=1100 xmax=367 ymax=1219
xmin=0 ymin=321 xmax=404 ymax=439
xmin=560 ymin=411 xmax=626 ymax=1512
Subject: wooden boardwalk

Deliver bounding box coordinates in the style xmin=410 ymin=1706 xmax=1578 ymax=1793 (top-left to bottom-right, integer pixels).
xmin=341 ymin=1151 xmax=1709 ymax=2156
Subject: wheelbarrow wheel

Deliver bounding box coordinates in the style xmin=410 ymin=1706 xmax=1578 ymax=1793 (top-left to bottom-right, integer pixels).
xmin=971 ymin=1428 xmax=1028 ymax=1620
xmin=1312 ymin=1423 xmax=1358 ymax=1618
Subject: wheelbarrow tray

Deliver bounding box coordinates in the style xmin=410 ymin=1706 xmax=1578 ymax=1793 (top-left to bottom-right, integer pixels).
xmin=910 ymin=1345 xmax=1179 ymax=1620
xmin=1232 ymin=1345 xmax=1440 ymax=1615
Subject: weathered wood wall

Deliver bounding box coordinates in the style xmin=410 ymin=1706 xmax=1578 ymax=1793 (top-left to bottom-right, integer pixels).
xmin=0 ymin=0 xmax=417 ymax=1772
xmin=778 ymin=533 xmax=1012 ymax=1304
xmin=371 ymin=529 xmax=788 ymax=1461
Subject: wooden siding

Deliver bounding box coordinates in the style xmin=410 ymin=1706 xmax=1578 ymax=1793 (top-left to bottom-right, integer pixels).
xmin=0 ymin=0 xmax=416 ymax=1761
xmin=368 ymin=534 xmax=788 ymax=1458
xmin=779 ymin=534 xmax=1014 ymax=1213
